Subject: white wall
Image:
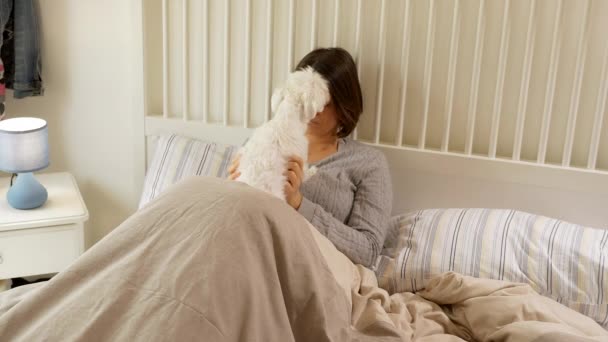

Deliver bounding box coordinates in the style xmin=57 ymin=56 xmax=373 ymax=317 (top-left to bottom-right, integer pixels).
xmin=3 ymin=0 xmax=144 ymax=248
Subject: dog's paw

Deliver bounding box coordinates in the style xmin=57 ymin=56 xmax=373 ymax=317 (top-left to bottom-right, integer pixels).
xmin=304 ymin=166 xmax=318 ymax=181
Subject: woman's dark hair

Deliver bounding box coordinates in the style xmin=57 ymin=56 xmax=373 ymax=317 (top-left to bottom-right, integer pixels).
xmin=296 ymin=47 xmax=363 ymax=138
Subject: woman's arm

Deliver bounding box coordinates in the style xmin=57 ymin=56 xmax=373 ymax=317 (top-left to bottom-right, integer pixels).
xmin=297 ymin=154 xmax=392 ymax=267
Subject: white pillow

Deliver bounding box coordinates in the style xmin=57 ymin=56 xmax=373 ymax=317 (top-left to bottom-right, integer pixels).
xmin=375 ymin=208 xmax=608 ymax=329
xmin=139 ymin=134 xmax=239 ymax=208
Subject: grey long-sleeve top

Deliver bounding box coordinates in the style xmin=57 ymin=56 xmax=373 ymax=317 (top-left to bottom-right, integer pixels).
xmin=298 ymin=137 xmax=392 ymax=267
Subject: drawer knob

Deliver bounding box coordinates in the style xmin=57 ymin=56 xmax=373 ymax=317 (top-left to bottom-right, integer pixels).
xmin=0 ymin=255 xmax=3 ymax=264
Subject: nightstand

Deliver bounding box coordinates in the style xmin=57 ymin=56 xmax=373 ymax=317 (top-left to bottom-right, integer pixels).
xmin=0 ymin=172 xmax=89 ymax=282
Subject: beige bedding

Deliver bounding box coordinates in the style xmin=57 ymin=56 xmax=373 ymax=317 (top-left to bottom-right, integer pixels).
xmin=0 ymin=177 xmax=605 ymax=341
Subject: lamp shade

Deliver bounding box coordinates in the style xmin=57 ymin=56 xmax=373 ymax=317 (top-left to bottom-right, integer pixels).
xmin=0 ymin=117 xmax=49 ymax=173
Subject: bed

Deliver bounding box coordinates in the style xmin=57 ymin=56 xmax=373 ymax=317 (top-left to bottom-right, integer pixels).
xmin=0 ymin=0 xmax=607 ymax=340
xmin=0 ymin=177 xmax=606 ymax=341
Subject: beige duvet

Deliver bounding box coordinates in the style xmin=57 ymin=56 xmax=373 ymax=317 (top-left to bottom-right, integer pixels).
xmin=0 ymin=177 xmax=605 ymax=341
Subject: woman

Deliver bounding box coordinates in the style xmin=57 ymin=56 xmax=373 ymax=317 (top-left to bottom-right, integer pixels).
xmin=229 ymin=47 xmax=392 ymax=268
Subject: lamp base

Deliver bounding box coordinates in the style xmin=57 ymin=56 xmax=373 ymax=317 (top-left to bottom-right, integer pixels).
xmin=7 ymin=172 xmax=48 ymax=210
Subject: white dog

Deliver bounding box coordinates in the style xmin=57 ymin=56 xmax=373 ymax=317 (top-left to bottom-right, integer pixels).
xmin=236 ymin=67 xmax=330 ymax=201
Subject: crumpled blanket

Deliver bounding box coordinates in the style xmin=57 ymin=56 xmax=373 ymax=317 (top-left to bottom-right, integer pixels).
xmin=0 ymin=177 xmax=605 ymax=341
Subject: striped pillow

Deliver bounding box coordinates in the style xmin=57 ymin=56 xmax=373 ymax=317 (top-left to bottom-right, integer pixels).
xmin=375 ymin=208 xmax=608 ymax=329
xmin=139 ymin=134 xmax=239 ymax=208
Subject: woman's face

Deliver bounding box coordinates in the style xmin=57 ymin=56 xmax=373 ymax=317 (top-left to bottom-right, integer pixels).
xmin=307 ymin=100 xmax=339 ymax=137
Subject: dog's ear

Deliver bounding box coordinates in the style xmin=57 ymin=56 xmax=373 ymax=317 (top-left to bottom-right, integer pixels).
xmin=301 ymin=79 xmax=329 ymax=122
xmin=271 ymin=88 xmax=285 ymax=113
xmin=301 ymin=94 xmax=318 ymax=122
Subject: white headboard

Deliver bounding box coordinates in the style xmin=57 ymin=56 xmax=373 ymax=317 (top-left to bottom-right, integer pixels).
xmin=141 ymin=0 xmax=608 ymax=228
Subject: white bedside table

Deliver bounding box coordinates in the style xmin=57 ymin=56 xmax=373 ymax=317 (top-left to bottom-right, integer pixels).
xmin=0 ymin=172 xmax=89 ymax=281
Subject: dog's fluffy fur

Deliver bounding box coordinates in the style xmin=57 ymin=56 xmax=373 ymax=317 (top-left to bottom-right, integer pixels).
xmin=236 ymin=67 xmax=330 ymax=201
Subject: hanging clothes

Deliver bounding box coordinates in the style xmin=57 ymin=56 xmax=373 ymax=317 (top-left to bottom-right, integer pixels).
xmin=0 ymin=0 xmax=12 ymax=119
xmin=0 ymin=0 xmax=43 ymax=119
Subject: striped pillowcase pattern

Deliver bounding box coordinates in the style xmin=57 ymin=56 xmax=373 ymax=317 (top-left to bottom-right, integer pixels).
xmin=138 ymin=134 xmax=239 ymax=209
xmin=375 ymin=208 xmax=608 ymax=329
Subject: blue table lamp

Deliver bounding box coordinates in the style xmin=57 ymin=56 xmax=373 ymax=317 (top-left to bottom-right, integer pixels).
xmin=0 ymin=117 xmax=49 ymax=210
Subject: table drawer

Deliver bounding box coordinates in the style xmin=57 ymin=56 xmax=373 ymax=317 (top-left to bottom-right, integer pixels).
xmin=0 ymin=224 xmax=83 ymax=279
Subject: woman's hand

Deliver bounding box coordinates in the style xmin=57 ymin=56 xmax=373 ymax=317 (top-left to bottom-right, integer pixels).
xmin=227 ymin=155 xmax=241 ymax=180
xmin=284 ymin=156 xmax=305 ymax=209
